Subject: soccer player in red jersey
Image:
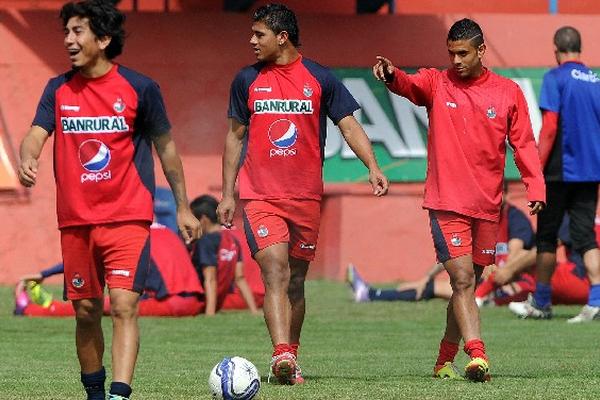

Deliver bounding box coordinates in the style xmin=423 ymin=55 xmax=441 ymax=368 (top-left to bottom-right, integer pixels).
xmin=190 ymin=195 xmax=259 ymax=316
xmin=373 ymin=19 xmax=546 ymax=381
xmin=218 ymin=3 xmax=389 ymax=385
xmin=17 ymin=1 xmax=200 ymax=399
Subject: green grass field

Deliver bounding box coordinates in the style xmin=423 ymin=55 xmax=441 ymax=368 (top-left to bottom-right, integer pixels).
xmin=1 ymin=281 xmax=599 ymax=399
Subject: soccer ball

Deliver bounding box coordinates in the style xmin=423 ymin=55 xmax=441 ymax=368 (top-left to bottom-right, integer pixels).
xmin=208 ymin=356 xmax=261 ymax=400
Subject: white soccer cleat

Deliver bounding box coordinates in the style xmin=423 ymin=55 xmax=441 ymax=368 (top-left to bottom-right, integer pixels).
xmin=508 ymin=294 xmax=552 ymax=319
xmin=347 ymin=264 xmax=370 ymax=303
xmin=567 ymin=305 xmax=600 ymax=323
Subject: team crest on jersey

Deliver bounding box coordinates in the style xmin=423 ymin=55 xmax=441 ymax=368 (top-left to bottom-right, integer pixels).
xmin=257 ymin=225 xmax=269 ymax=238
xmin=450 ymin=234 xmax=462 ymax=247
xmin=486 ymin=106 xmax=497 ymax=119
xmin=72 ymin=274 xmax=85 ymax=289
xmin=113 ymin=98 xmax=126 ymax=113
xmin=219 ymin=248 xmax=237 ymax=262
xmin=303 ymin=83 xmax=313 ymax=97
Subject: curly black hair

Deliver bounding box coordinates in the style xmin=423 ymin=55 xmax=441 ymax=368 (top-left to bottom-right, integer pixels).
xmin=60 ymin=0 xmax=125 ymax=59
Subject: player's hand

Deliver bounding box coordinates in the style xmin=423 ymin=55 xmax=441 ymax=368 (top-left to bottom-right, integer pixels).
xmin=177 ymin=207 xmax=201 ymax=245
xmin=493 ymin=268 xmax=513 ymax=286
xmin=217 ymin=196 xmax=236 ymax=228
xmin=369 ymin=168 xmax=389 ymax=196
xmin=373 ymin=55 xmax=396 ymax=83
xmin=528 ymin=201 xmax=545 ymax=215
xmin=20 ymin=273 xmax=44 ymax=284
xmin=480 ymin=264 xmax=497 ymax=281
xmin=18 ymin=158 xmax=39 ymax=187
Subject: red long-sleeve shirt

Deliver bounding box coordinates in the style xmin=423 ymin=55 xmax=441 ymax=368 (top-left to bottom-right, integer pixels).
xmin=387 ymin=67 xmax=545 ymax=221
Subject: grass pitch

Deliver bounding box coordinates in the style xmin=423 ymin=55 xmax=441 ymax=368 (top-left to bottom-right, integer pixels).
xmin=1 ymin=281 xmax=599 ymax=399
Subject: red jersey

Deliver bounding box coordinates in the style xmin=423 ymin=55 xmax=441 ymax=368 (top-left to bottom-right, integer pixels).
xmin=387 ymin=68 xmax=545 ymax=221
xmin=192 ymin=229 xmax=242 ymax=309
xmin=32 ymin=64 xmax=171 ymax=228
xmin=228 ymin=55 xmax=360 ymax=200
xmin=144 ymin=223 xmax=203 ymax=299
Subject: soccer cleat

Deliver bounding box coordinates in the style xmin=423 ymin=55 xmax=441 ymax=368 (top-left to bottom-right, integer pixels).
xmin=567 ymin=305 xmax=600 ymax=324
xmin=27 ymin=282 xmax=53 ymax=308
xmin=291 ymin=363 xmax=305 ymax=385
xmin=269 ymin=352 xmax=297 ymax=385
xmin=464 ymin=357 xmax=491 ymax=382
xmin=347 ymin=264 xmax=370 ymax=303
xmin=508 ymin=294 xmax=552 ymax=319
xmin=108 ymin=395 xmax=129 ymax=400
xmin=14 ymin=286 xmax=30 ymax=316
xmin=433 ymin=362 xmax=463 ymax=380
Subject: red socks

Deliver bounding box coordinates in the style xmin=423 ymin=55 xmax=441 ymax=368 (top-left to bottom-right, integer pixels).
xmin=290 ymin=343 xmax=299 ymax=358
xmin=464 ymin=338 xmax=488 ymax=361
xmin=474 ymin=273 xmax=496 ymax=298
xmin=273 ymin=343 xmax=293 ymax=357
xmin=435 ymin=339 xmax=459 ymax=365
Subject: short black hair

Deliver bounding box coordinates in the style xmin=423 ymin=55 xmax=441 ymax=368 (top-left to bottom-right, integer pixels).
xmin=447 ymin=18 xmax=484 ymax=47
xmin=554 ymin=26 xmax=581 ymax=53
xmin=60 ymin=0 xmax=125 ymax=60
xmin=190 ymin=195 xmax=219 ymax=223
xmin=253 ymin=3 xmax=300 ymax=47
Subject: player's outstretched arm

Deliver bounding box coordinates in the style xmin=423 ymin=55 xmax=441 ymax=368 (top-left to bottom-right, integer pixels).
xmin=234 ymin=261 xmax=259 ymax=315
xmin=338 ymin=115 xmax=389 ymax=196
xmin=152 ymin=132 xmax=201 ymax=244
xmin=18 ymin=126 xmax=49 ymax=187
xmin=203 ymin=266 xmax=218 ymax=316
xmin=218 ymin=118 xmax=247 ymax=227
xmin=373 ymin=55 xmax=396 ymax=83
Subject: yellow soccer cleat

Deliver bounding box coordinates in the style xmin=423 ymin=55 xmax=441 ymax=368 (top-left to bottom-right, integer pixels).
xmin=464 ymin=357 xmax=491 ymax=382
xmin=433 ymin=362 xmax=464 ymax=380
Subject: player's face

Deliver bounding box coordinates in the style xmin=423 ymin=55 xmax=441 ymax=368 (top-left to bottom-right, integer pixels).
xmin=250 ymin=21 xmax=282 ymax=62
xmin=447 ymin=39 xmax=485 ymax=79
xmin=64 ymin=17 xmax=110 ymax=70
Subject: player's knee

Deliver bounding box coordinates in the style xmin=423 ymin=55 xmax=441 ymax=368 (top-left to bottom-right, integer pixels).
xmin=110 ymin=301 xmax=138 ymax=320
xmin=451 ymin=270 xmax=475 ymax=292
xmin=75 ymin=301 xmax=102 ymax=325
xmin=262 ymin=263 xmax=290 ymax=288
xmin=288 ymin=276 xmax=305 ymax=301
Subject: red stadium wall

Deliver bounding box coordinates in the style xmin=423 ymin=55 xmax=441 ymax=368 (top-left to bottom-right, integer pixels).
xmin=2 ymin=11 xmax=600 ymax=285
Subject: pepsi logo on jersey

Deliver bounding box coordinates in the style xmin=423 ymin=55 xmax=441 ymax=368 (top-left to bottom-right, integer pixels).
xmin=78 ymin=139 xmax=112 ymax=183
xmin=268 ymin=119 xmax=298 ymax=158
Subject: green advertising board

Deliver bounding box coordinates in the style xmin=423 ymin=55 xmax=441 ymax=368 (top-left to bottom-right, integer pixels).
xmin=324 ymin=67 xmax=549 ymax=182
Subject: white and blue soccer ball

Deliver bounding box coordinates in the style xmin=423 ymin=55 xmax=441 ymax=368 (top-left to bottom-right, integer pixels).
xmin=208 ymin=356 xmax=261 ymax=400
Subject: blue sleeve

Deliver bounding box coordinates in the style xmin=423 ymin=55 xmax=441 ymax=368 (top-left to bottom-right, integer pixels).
xmin=32 ymin=78 xmax=63 ymax=134
xmin=302 ymin=59 xmax=360 ymax=125
xmin=227 ymin=66 xmax=260 ymax=125
xmin=539 ymin=69 xmax=560 ymax=113
xmin=40 ymin=263 xmax=65 ymax=278
xmin=192 ymin=234 xmax=220 ymax=269
xmin=139 ymin=80 xmax=172 ymax=137
xmin=508 ymin=206 xmax=535 ymax=249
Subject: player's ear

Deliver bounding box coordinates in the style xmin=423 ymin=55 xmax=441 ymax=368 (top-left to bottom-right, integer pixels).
xmin=477 ymin=43 xmax=486 ymax=59
xmin=277 ymin=30 xmax=289 ymax=46
xmin=97 ymin=35 xmax=112 ymax=51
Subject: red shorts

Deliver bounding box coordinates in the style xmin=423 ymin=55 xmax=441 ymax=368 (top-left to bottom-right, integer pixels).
xmin=429 ymin=210 xmax=498 ymax=266
xmin=60 ymin=221 xmax=151 ymax=300
xmin=242 ymin=199 xmax=321 ymax=262
xmin=551 ymin=262 xmax=589 ymax=305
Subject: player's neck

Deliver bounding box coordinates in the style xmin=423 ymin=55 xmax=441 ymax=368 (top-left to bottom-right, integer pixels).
xmin=557 ymin=52 xmax=581 ymax=65
xmin=79 ymin=57 xmax=114 ymax=79
xmin=272 ymin=48 xmax=300 ymax=66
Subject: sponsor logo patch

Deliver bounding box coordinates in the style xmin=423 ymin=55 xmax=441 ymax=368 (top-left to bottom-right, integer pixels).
xmin=268 ymin=119 xmax=298 ymax=158
xmin=254 ymin=99 xmax=313 ymax=114
xmin=78 ymin=139 xmax=112 ymax=183
xmin=61 ymin=116 xmax=129 ymax=134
